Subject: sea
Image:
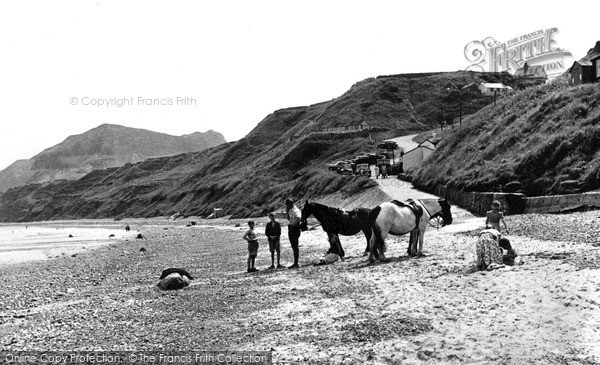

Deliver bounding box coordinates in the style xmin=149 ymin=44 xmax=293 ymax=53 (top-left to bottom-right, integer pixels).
xmin=0 ymin=223 xmax=136 ymax=265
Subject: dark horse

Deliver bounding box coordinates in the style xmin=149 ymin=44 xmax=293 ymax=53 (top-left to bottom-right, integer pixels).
xmin=300 ymin=201 xmax=373 ymax=258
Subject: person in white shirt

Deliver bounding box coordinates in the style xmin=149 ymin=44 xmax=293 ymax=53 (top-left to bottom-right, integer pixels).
xmin=285 ymin=198 xmax=302 ymax=269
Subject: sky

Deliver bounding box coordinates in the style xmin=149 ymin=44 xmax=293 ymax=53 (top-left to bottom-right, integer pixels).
xmin=0 ymin=0 xmax=598 ymax=170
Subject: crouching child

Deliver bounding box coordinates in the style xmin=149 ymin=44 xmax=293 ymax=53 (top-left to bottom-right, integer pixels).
xmin=499 ymin=238 xmax=518 ymax=266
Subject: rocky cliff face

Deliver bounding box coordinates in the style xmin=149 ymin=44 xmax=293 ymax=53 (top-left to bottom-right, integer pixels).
xmin=0 ymin=124 xmax=226 ymax=192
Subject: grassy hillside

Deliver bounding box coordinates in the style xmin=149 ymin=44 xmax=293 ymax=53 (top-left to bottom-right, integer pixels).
xmin=0 ymin=132 xmax=379 ymax=221
xmin=413 ymin=80 xmax=600 ymax=196
xmin=0 ymin=72 xmax=525 ymax=222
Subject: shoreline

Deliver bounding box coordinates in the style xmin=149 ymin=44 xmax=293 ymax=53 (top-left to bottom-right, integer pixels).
xmin=0 ymin=216 xmax=267 ymax=266
xmin=0 ymin=223 xmax=140 ymax=266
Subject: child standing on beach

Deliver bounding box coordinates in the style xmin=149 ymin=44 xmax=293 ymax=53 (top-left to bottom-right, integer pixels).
xmin=243 ymin=221 xmax=259 ymax=273
xmin=485 ymin=200 xmax=509 ymax=234
xmin=265 ymin=213 xmax=283 ymax=269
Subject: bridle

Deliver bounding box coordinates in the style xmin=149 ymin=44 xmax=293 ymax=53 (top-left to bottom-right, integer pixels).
xmin=418 ymin=199 xmax=446 ymax=230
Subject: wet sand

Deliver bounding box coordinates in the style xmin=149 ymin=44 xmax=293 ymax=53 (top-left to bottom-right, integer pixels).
xmin=0 ymin=213 xmax=599 ymax=364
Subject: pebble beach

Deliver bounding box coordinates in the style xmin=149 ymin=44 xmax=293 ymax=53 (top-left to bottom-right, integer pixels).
xmin=0 ymin=211 xmax=599 ymax=364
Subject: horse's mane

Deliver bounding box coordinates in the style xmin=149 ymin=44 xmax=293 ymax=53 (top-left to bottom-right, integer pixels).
xmin=309 ymin=202 xmax=345 ymax=216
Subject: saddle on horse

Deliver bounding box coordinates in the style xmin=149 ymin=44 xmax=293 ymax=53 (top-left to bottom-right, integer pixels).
xmin=390 ymin=199 xmax=423 ymax=228
xmin=391 ymin=199 xmax=424 ymax=253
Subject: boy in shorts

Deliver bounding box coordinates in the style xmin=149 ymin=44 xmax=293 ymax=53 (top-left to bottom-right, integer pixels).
xmin=243 ymin=221 xmax=259 ymax=273
xmin=265 ymin=213 xmax=283 ymax=269
xmin=485 ymin=200 xmax=509 ymax=233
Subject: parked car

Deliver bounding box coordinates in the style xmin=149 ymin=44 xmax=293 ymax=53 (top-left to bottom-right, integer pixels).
xmin=327 ymin=160 xmax=349 ymax=171
xmin=355 ymin=163 xmax=371 ymax=177
xmin=355 ymin=155 xmax=375 ymax=164
xmin=339 ymin=163 xmax=355 ymax=175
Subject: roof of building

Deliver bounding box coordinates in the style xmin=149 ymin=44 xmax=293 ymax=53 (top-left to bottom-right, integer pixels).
xmin=404 ymin=144 xmax=434 ymax=155
xmin=573 ymin=60 xmax=593 ymax=67
xmin=349 ymin=120 xmax=371 ymax=126
xmin=461 ymin=82 xmax=480 ymax=89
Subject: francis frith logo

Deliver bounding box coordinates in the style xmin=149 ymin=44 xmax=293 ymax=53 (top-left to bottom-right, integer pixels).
xmin=464 ymin=27 xmax=574 ymax=79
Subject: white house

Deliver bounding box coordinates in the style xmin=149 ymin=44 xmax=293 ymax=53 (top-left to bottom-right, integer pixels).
xmin=402 ymin=142 xmax=435 ymax=171
xmin=478 ymin=83 xmax=513 ymax=96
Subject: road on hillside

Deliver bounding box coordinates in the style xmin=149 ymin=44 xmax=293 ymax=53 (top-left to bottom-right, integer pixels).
xmin=384 ymin=133 xmax=420 ymax=153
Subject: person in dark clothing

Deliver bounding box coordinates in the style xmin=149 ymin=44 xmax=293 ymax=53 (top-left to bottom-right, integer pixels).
xmin=499 ymin=237 xmax=518 ymax=266
xmin=286 ymin=198 xmax=302 ymax=269
xmin=265 ymin=213 xmax=283 ymax=269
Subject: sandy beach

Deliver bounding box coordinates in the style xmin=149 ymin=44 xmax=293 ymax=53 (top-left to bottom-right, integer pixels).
xmin=0 ymin=212 xmax=599 ymax=364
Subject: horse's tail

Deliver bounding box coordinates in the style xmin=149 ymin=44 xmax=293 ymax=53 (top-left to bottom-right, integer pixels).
xmin=368 ymin=206 xmax=386 ymax=254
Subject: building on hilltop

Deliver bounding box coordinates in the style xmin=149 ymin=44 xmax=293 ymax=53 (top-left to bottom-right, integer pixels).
xmin=478 ymin=83 xmax=513 ymax=96
xmin=569 ymin=60 xmax=595 ymax=85
xmin=323 ymin=121 xmax=371 ymax=133
xmin=349 ymin=120 xmax=371 ymax=132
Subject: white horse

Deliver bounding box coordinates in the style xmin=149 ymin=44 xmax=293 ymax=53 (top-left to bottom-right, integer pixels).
xmin=368 ymin=198 xmax=452 ymax=263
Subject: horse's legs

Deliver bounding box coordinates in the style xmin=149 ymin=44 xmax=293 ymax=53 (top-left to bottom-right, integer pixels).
xmin=368 ymin=233 xmax=376 ymax=263
xmin=369 ymin=214 xmax=389 ymax=263
xmin=327 ymin=232 xmax=344 ymax=258
xmin=335 ymin=234 xmax=345 ymax=258
xmin=368 ymin=227 xmax=387 ymax=263
xmin=407 ymin=230 xmax=415 ymax=256
xmin=327 ymin=232 xmax=338 ymax=254
xmin=377 ymin=227 xmax=388 ymax=262
xmin=417 ymin=228 xmax=426 ymax=256
xmin=362 ymin=227 xmax=378 ymax=258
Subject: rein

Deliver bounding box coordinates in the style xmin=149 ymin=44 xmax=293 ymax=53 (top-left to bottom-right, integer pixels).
xmin=418 ymin=199 xmax=442 ymax=230
xmin=417 ymin=199 xmax=432 ymax=217
xmin=428 ymin=216 xmax=441 ymax=230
